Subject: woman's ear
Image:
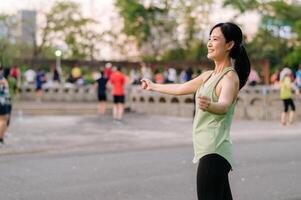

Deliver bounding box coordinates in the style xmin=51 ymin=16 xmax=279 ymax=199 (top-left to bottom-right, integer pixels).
xmin=226 ymin=41 xmax=235 ymax=51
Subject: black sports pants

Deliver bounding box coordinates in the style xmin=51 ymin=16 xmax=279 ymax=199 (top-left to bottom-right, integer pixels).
xmin=282 ymin=98 xmax=295 ymax=112
xmin=197 ymin=154 xmax=232 ymax=200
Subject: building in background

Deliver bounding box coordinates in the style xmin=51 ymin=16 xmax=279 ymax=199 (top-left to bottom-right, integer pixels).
xmin=17 ymin=10 xmax=37 ymax=46
xmin=0 ymin=9 xmax=37 ymax=46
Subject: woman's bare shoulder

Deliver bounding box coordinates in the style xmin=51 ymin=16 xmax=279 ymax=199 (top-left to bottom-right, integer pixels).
xmin=220 ymin=71 xmax=239 ymax=91
xmin=224 ymin=70 xmax=239 ymax=82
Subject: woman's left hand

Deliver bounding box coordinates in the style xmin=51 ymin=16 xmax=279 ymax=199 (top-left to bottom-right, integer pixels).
xmin=198 ymin=96 xmax=211 ymax=111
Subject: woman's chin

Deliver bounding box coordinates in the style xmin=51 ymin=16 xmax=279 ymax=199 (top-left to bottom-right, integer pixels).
xmin=207 ymin=54 xmax=214 ymax=60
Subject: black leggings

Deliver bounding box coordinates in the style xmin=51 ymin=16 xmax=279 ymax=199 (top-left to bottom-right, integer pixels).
xmin=197 ymin=154 xmax=232 ymax=200
xmin=282 ymin=98 xmax=295 ymax=112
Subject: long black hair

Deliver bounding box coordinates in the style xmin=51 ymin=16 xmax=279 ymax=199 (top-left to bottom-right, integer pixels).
xmin=210 ymin=22 xmax=251 ymax=90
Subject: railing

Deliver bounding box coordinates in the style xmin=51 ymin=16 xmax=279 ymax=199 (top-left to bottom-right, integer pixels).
xmin=16 ymin=85 xmax=131 ymax=104
xmin=130 ymin=86 xmax=301 ymax=120
xmin=16 ymin=85 xmax=301 ymax=120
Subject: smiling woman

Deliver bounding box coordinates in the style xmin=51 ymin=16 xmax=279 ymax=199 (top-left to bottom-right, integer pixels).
xmin=141 ymin=22 xmax=250 ymax=200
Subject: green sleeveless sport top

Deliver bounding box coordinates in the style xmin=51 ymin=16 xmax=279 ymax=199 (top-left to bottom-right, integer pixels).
xmin=192 ymin=67 xmax=236 ymax=167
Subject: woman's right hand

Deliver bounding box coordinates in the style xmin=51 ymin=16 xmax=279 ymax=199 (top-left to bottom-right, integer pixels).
xmin=140 ymin=78 xmax=154 ymax=91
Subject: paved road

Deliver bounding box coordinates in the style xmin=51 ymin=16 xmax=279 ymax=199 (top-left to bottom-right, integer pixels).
xmin=0 ymin=114 xmax=301 ymax=200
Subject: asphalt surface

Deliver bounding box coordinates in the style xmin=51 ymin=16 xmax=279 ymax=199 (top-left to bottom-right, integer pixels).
xmin=0 ymin=113 xmax=301 ymax=200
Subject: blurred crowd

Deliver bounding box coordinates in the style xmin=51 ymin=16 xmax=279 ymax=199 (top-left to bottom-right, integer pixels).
xmin=1 ymin=63 xmax=197 ymax=95
xmin=0 ymin=62 xmax=300 ymax=144
xmin=2 ymin=62 xmax=301 ymax=96
xmin=246 ymin=65 xmax=301 ymax=92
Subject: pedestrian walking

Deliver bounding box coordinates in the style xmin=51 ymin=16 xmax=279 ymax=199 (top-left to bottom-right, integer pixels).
xmin=141 ymin=22 xmax=251 ymax=200
xmin=95 ymin=70 xmax=108 ymax=115
xmin=51 ymin=64 xmax=61 ymax=85
xmin=35 ymin=68 xmax=46 ymax=102
xmin=109 ymin=66 xmax=127 ymax=122
xmin=280 ymin=67 xmax=298 ymax=125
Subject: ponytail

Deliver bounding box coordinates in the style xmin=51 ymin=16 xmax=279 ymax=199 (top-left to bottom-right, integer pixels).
xmin=232 ymin=45 xmax=250 ymax=89
xmin=210 ymin=22 xmax=251 ymax=90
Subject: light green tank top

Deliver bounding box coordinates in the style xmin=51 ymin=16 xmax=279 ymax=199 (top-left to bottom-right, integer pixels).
xmin=192 ymin=67 xmax=236 ymax=167
xmin=280 ymin=76 xmax=292 ymax=100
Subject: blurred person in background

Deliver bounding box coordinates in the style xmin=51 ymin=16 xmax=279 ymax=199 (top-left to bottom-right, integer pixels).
xmin=179 ymin=66 xmax=194 ymax=83
xmin=154 ymin=69 xmax=164 ymax=84
xmin=280 ymin=67 xmax=299 ymax=125
xmin=179 ymin=69 xmax=187 ymax=83
xmin=129 ymin=68 xmax=140 ymax=85
xmin=71 ymin=65 xmax=82 ymax=83
xmin=10 ymin=65 xmax=21 ymax=94
xmin=92 ymin=69 xmax=101 ymax=81
xmin=24 ymin=68 xmax=36 ymax=86
xmin=141 ymin=63 xmax=152 ymax=80
xmin=166 ymin=66 xmax=177 ymax=83
xmin=270 ymin=69 xmax=280 ymax=87
xmin=104 ymin=63 xmax=113 ymax=79
xmin=109 ymin=66 xmax=127 ymax=122
xmin=95 ymin=70 xmax=108 ymax=115
xmin=0 ymin=67 xmax=11 ymax=145
xmin=248 ymin=67 xmax=260 ymax=86
xmin=295 ymin=65 xmax=301 ymax=92
xmin=51 ymin=64 xmax=61 ymax=86
xmin=185 ymin=66 xmax=194 ymax=81
xmin=35 ymin=68 xmax=46 ymax=102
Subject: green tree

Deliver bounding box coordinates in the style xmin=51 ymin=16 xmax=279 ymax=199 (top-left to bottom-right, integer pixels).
xmin=115 ymin=0 xmax=213 ymax=61
xmin=267 ymin=1 xmax=301 ymax=67
xmin=223 ymin=0 xmax=261 ymax=14
xmin=37 ymin=1 xmax=104 ymax=60
xmin=286 ymin=19 xmax=301 ymax=67
xmin=170 ymin=0 xmax=213 ymax=49
xmin=224 ymin=0 xmax=301 ymax=70
xmin=115 ymin=0 xmax=177 ymax=58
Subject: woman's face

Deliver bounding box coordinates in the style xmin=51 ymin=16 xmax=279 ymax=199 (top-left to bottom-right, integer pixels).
xmin=207 ymin=27 xmax=232 ymax=61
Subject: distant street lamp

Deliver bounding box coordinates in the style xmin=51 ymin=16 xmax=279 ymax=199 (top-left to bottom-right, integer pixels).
xmin=55 ymin=49 xmax=63 ymax=83
xmin=55 ymin=49 xmax=62 ymax=57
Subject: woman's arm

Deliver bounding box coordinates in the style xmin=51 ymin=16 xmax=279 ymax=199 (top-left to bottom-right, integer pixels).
xmin=198 ymin=71 xmax=239 ymax=115
xmin=141 ymin=71 xmax=212 ymax=96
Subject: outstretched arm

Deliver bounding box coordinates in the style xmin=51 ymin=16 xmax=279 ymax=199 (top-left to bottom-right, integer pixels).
xmin=141 ymin=71 xmax=212 ymax=96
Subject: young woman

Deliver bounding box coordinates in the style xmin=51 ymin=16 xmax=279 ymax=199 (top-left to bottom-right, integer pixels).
xmin=141 ymin=22 xmax=250 ymax=200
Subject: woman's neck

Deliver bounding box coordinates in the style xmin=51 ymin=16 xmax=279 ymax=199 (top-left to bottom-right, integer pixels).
xmin=213 ymin=57 xmax=232 ymax=74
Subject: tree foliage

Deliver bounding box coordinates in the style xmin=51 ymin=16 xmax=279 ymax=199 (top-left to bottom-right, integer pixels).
xmin=115 ymin=0 xmax=213 ymax=61
xmin=224 ymin=0 xmax=301 ymax=70
xmin=223 ymin=0 xmax=261 ymax=13
xmin=37 ymin=1 xmax=104 ymax=60
xmin=171 ymin=0 xmax=213 ymax=48
xmin=115 ymin=0 xmax=177 ymax=58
